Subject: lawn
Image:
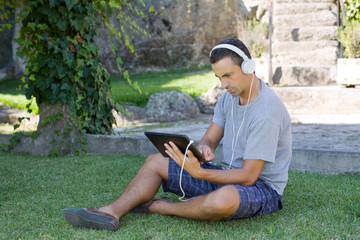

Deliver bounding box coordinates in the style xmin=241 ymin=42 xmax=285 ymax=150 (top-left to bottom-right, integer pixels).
xmin=0 ymin=67 xmax=219 ymax=134
xmin=111 ymin=66 xmax=219 ymax=106
xmin=1 ymin=152 xmax=359 ymax=239
xmin=0 ymin=66 xmax=219 ymax=111
xmin=0 ymin=78 xmax=38 ymax=114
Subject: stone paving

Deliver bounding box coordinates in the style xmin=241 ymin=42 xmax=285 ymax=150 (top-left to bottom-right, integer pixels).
xmin=1 ymin=85 xmax=359 ymax=174
xmin=114 ymin=113 xmax=360 ymax=152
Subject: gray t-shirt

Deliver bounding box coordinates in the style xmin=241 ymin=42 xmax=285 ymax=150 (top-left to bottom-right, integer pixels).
xmin=212 ymin=79 xmax=292 ymax=195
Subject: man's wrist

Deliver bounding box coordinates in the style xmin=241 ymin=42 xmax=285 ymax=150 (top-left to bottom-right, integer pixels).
xmin=194 ymin=167 xmax=207 ymax=180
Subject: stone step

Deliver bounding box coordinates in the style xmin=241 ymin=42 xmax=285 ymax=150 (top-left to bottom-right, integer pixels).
xmin=274 ymin=2 xmax=337 ymax=15
xmin=273 ymin=11 xmax=337 ymax=28
xmin=271 ymin=65 xmax=336 ymax=85
xmin=272 ymin=40 xmax=338 ymax=53
xmin=273 ymin=26 xmax=338 ymax=42
xmin=272 ymin=47 xmax=338 ymax=67
xmin=272 ymin=86 xmax=360 ymax=114
xmin=275 ymin=0 xmax=335 ymax=3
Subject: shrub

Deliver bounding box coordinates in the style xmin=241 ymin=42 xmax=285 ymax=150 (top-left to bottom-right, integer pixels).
xmin=338 ymin=0 xmax=360 ymax=58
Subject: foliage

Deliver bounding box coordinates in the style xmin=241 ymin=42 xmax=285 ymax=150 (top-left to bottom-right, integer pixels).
xmin=338 ymin=0 xmax=360 ymax=58
xmin=0 ymin=0 xmax=150 ymax=155
xmin=344 ymin=0 xmax=360 ymax=21
xmin=0 ymin=0 xmax=18 ymax=31
xmin=338 ymin=20 xmax=360 ymax=58
xmin=246 ymin=18 xmax=268 ymax=58
xmin=16 ymin=0 xmax=139 ymax=135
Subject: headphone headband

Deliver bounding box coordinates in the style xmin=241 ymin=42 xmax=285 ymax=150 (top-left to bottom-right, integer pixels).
xmin=209 ymin=44 xmax=250 ymax=61
xmin=209 ymin=43 xmax=255 ymax=74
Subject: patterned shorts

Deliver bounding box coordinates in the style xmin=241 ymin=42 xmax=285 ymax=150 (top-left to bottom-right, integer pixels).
xmin=162 ymin=158 xmax=283 ymax=219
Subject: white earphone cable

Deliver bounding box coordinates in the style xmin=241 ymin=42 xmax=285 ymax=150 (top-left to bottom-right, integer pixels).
xmin=179 ymin=140 xmax=194 ymax=201
xmin=228 ymin=73 xmax=255 ymax=169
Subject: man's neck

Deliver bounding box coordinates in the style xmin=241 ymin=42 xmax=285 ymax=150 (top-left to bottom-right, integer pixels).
xmin=239 ymin=77 xmax=261 ymax=105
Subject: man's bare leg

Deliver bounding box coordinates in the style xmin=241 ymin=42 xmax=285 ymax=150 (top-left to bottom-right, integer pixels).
xmin=98 ymin=153 xmax=169 ymax=219
xmin=149 ymin=185 xmax=240 ymax=220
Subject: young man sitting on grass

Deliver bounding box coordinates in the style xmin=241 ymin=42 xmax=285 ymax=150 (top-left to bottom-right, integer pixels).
xmin=63 ymin=38 xmax=292 ymax=231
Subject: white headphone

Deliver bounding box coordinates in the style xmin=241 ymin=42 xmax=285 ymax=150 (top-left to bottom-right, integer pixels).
xmin=209 ymin=44 xmax=256 ymax=74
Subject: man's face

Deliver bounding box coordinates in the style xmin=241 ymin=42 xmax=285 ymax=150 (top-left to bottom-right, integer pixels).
xmin=211 ymin=57 xmax=248 ymax=97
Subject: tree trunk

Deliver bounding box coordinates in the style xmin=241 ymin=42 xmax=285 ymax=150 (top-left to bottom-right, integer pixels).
xmin=13 ymin=102 xmax=80 ymax=156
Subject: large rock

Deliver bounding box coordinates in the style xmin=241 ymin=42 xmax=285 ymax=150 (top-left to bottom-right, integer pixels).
xmin=0 ymin=103 xmax=38 ymax=127
xmin=112 ymin=105 xmax=146 ymax=125
xmin=145 ymin=91 xmax=200 ymax=122
xmin=194 ymin=85 xmax=225 ymax=114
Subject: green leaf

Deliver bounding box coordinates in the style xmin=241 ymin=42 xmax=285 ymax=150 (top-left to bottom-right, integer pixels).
xmin=65 ymin=0 xmax=78 ymax=10
xmin=149 ymin=6 xmax=155 ymax=12
xmin=57 ymin=20 xmax=67 ymax=31
xmin=123 ymin=70 xmax=130 ymax=80
xmin=49 ymin=0 xmax=58 ymax=8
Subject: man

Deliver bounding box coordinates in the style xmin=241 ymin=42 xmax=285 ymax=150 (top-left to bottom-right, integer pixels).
xmin=63 ymin=38 xmax=292 ymax=231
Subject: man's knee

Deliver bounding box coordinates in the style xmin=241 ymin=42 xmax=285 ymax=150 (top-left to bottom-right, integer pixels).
xmin=203 ymin=185 xmax=239 ymax=217
xmin=145 ymin=153 xmax=167 ymax=166
xmin=143 ymin=153 xmax=169 ymax=180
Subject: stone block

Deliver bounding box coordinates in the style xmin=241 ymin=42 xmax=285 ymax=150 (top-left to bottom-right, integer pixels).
xmin=274 ymin=2 xmax=336 ymax=15
xmin=275 ymin=0 xmax=335 ymax=3
xmin=271 ymin=86 xmax=360 ymax=114
xmin=271 ymin=66 xmax=336 ymax=85
xmin=272 ymin=40 xmax=338 ymax=53
xmin=273 ymin=11 xmax=337 ymax=28
xmin=273 ymin=26 xmax=338 ymax=42
xmin=272 ymin=47 xmax=338 ymax=67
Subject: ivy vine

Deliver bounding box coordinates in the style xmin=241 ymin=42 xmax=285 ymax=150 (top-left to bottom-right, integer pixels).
xmin=9 ymin=0 xmax=150 ymax=155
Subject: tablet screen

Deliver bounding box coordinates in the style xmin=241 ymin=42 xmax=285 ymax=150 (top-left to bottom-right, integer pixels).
xmin=144 ymin=131 xmax=206 ymax=162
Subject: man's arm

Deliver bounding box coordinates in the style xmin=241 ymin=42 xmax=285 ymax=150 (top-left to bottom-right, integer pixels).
xmin=193 ymin=158 xmax=265 ymax=186
xmin=197 ymin=122 xmax=224 ymax=161
xmin=164 ymin=120 xmax=266 ymax=186
xmin=166 ymin=140 xmax=265 ymax=186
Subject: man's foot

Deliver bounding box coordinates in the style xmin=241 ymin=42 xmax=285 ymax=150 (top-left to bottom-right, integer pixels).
xmin=131 ymin=197 xmax=173 ymax=214
xmin=62 ymin=207 xmax=119 ymax=231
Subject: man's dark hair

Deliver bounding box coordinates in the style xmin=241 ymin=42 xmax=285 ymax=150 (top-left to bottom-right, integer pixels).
xmin=209 ymin=39 xmax=252 ymax=68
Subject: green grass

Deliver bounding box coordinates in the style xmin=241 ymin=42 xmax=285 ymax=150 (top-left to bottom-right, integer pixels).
xmin=0 ymin=78 xmax=38 ymax=114
xmin=0 ymin=67 xmax=219 ymax=112
xmin=1 ymin=152 xmax=359 ymax=239
xmin=111 ymin=66 xmax=219 ymax=106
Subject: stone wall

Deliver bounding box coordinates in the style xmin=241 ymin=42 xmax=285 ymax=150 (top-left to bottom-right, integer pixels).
xmin=271 ymin=0 xmax=339 ymax=85
xmin=97 ymin=0 xmax=269 ymax=74
xmin=1 ymin=0 xmax=341 ymax=85
xmin=1 ymin=0 xmax=267 ymax=79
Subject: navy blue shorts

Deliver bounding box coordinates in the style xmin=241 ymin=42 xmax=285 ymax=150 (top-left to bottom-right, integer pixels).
xmin=162 ymin=158 xmax=283 ymax=219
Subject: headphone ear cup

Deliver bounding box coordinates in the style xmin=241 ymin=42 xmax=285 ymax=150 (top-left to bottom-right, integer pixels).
xmin=241 ymin=59 xmax=256 ymax=74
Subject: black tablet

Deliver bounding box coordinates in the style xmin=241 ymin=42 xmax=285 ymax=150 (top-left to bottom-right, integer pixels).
xmin=144 ymin=131 xmax=206 ymax=162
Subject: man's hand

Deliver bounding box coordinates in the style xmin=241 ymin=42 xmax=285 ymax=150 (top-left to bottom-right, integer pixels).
xmin=197 ymin=144 xmax=215 ymax=162
xmin=164 ymin=141 xmax=203 ymax=179
xmin=165 ymin=141 xmax=265 ymax=185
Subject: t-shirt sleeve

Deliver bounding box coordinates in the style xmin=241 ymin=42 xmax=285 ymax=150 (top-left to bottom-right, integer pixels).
xmin=243 ymin=116 xmax=280 ymax=163
xmin=212 ymin=93 xmax=226 ymax=128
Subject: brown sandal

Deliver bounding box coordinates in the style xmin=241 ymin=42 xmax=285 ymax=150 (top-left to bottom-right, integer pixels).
xmin=62 ymin=206 xmax=119 ymax=231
